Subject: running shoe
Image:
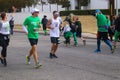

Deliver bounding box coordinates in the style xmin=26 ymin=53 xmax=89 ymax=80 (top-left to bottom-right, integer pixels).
xmin=0 ymin=58 xmax=4 ymax=64
xmin=52 ymin=54 xmax=58 ymax=58
xmin=111 ymin=46 xmax=115 ymax=54
xmin=75 ymin=44 xmax=78 ymax=47
xmin=26 ymin=55 xmax=30 ymax=64
xmin=94 ymin=49 xmax=101 ymax=53
xmin=49 ymin=53 xmax=53 ymax=59
xmin=3 ymin=58 xmax=7 ymax=66
xmin=74 ymin=43 xmax=78 ymax=47
xmin=34 ymin=63 xmax=42 ymax=69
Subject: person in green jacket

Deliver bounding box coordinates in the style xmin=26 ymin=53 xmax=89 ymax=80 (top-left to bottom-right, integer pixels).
xmin=94 ymin=9 xmax=113 ymax=53
xmin=23 ymin=8 xmax=42 ymax=68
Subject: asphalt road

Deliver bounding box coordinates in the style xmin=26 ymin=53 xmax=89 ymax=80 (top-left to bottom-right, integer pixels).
xmin=0 ymin=32 xmax=120 ymax=80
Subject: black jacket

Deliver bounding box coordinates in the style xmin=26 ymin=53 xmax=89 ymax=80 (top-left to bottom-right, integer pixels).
xmin=114 ymin=17 xmax=120 ymax=31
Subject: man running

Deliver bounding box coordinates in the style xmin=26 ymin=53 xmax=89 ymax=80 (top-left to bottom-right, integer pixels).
xmin=47 ymin=11 xmax=62 ymax=59
xmin=22 ymin=8 xmax=42 ymax=68
xmin=94 ymin=9 xmax=113 ymax=53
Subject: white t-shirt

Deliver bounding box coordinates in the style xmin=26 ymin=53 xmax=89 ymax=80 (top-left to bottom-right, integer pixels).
xmin=58 ymin=16 xmax=62 ymax=24
xmin=63 ymin=24 xmax=71 ymax=33
xmin=0 ymin=21 xmax=10 ymax=35
xmin=50 ymin=18 xmax=60 ymax=37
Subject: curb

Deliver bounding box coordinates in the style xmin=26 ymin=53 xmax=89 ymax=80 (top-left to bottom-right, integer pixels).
xmin=14 ymin=29 xmax=96 ymax=39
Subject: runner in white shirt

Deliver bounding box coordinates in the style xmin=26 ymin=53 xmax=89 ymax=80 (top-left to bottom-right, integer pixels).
xmin=0 ymin=6 xmax=16 ymax=66
xmin=47 ymin=11 xmax=62 ymax=59
xmin=50 ymin=17 xmax=60 ymax=37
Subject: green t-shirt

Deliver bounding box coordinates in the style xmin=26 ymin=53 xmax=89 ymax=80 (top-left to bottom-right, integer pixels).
xmin=107 ymin=19 xmax=111 ymax=27
xmin=23 ymin=16 xmax=41 ymax=39
xmin=96 ymin=14 xmax=108 ymax=32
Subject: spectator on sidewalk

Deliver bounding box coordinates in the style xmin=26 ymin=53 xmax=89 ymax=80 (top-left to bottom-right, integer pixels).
xmin=42 ymin=15 xmax=48 ymax=36
xmin=62 ymin=21 xmax=72 ymax=47
xmin=107 ymin=15 xmax=115 ymax=41
xmin=75 ymin=16 xmax=86 ymax=46
xmin=65 ymin=13 xmax=78 ymax=47
xmin=112 ymin=14 xmax=120 ymax=52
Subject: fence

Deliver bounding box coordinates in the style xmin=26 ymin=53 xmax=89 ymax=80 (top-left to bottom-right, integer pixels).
xmin=7 ymin=12 xmax=53 ymax=25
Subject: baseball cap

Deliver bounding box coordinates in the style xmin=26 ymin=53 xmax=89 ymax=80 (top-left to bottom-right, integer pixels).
xmin=95 ymin=9 xmax=101 ymax=13
xmin=31 ymin=8 xmax=39 ymax=14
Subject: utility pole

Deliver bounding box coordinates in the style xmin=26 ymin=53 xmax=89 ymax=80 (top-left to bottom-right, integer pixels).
xmin=109 ymin=0 xmax=115 ymax=23
xmin=116 ymin=0 xmax=118 ymax=15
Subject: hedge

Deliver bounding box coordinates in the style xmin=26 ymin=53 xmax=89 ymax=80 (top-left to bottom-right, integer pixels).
xmin=60 ymin=9 xmax=120 ymax=16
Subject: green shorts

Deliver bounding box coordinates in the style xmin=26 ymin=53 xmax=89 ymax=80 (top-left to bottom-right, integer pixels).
xmin=114 ymin=31 xmax=120 ymax=42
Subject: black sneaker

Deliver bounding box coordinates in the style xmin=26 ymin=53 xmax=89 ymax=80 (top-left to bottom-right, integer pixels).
xmin=52 ymin=54 xmax=58 ymax=58
xmin=0 ymin=58 xmax=4 ymax=64
xmin=49 ymin=53 xmax=53 ymax=59
xmin=3 ymin=58 xmax=7 ymax=66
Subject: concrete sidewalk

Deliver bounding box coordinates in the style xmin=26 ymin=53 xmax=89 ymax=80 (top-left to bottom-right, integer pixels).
xmin=14 ymin=29 xmax=96 ymax=39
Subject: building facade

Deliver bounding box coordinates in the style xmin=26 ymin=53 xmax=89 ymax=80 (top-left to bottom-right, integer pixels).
xmin=22 ymin=0 xmax=120 ymax=13
xmin=69 ymin=0 xmax=120 ymax=10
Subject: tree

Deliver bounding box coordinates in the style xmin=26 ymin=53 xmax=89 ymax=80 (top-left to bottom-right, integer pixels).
xmin=48 ymin=0 xmax=90 ymax=10
xmin=76 ymin=0 xmax=90 ymax=9
xmin=0 ymin=0 xmax=37 ymax=12
xmin=48 ymin=0 xmax=70 ymax=10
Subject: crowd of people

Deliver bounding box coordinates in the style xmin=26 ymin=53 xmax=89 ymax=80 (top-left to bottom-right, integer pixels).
xmin=0 ymin=7 xmax=120 ymax=68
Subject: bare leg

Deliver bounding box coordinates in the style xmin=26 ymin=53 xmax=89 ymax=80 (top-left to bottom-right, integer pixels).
xmin=28 ymin=49 xmax=33 ymax=57
xmin=53 ymin=44 xmax=58 ymax=54
xmin=32 ymin=45 xmax=38 ymax=64
xmin=50 ymin=44 xmax=56 ymax=54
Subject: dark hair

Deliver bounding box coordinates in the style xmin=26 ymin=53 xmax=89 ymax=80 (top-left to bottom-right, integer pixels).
xmin=53 ymin=11 xmax=57 ymax=14
xmin=0 ymin=12 xmax=6 ymax=20
xmin=44 ymin=15 xmax=47 ymax=18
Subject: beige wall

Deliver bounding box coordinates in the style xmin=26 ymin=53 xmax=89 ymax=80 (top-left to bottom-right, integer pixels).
xmin=62 ymin=15 xmax=97 ymax=34
xmin=12 ymin=12 xmax=98 ymax=34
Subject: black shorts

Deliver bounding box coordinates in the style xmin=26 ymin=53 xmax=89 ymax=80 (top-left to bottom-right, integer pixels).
xmin=97 ymin=31 xmax=108 ymax=40
xmin=42 ymin=24 xmax=46 ymax=30
xmin=28 ymin=38 xmax=38 ymax=46
xmin=50 ymin=37 xmax=59 ymax=44
xmin=0 ymin=33 xmax=10 ymax=47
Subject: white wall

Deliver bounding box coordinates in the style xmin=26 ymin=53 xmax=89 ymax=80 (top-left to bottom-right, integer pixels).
xmin=22 ymin=4 xmax=65 ymax=13
xmin=115 ymin=0 xmax=120 ymax=9
xmin=89 ymin=0 xmax=109 ymax=9
xmin=8 ymin=12 xmax=53 ymax=25
xmin=69 ymin=0 xmax=75 ymax=10
xmin=22 ymin=0 xmax=120 ymax=12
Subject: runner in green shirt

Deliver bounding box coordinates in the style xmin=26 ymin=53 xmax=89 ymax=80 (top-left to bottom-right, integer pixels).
xmin=23 ymin=8 xmax=42 ymax=68
xmin=94 ymin=9 xmax=113 ymax=53
xmin=24 ymin=16 xmax=41 ymax=39
xmin=96 ymin=13 xmax=108 ymax=32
